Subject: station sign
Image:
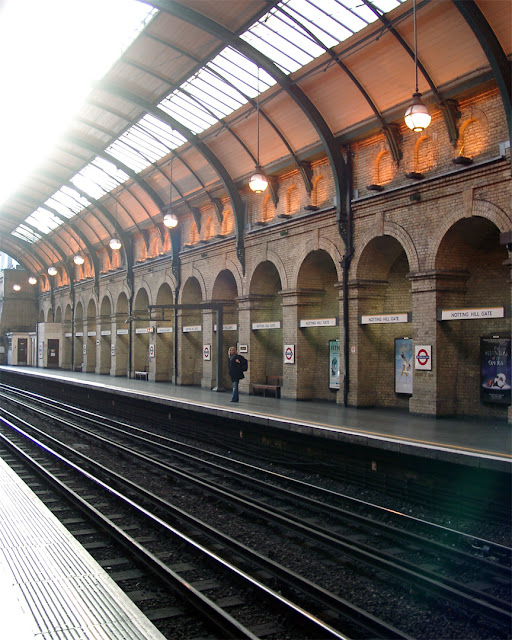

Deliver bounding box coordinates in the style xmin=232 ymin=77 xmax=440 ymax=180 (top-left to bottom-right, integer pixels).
xmin=415 ymin=345 xmax=432 ymax=370
xmin=213 ymin=324 xmax=237 ymax=331
xmin=135 ymin=327 xmax=154 ymax=334
xmin=87 ymin=331 xmax=96 ymax=337
xmin=116 ymin=328 xmax=129 ymax=335
xmin=203 ymin=344 xmax=211 ymax=361
xmin=284 ymin=344 xmax=295 ymax=364
xmin=157 ymin=326 xmax=173 ymax=333
xmin=251 ymin=321 xmax=281 ymax=330
xmin=360 ymin=313 xmax=410 ymax=325
xmin=75 ymin=332 xmax=83 ymax=337
xmin=183 ymin=325 xmax=202 ymax=332
xmin=299 ymin=318 xmax=337 ymax=328
xmin=438 ymin=307 xmax=505 ymax=321
xmin=100 ymin=330 xmax=111 ymax=336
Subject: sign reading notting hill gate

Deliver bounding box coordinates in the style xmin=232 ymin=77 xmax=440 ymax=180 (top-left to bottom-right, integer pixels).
xmin=438 ymin=307 xmax=505 ymax=321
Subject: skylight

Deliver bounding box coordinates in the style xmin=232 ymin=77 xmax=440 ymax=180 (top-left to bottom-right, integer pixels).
xmin=11 ymin=0 xmax=406 ymax=243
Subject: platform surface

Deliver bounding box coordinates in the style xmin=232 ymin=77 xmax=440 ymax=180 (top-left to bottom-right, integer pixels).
xmin=2 ymin=365 xmax=511 ymax=472
xmin=0 ymin=454 xmax=166 ymax=640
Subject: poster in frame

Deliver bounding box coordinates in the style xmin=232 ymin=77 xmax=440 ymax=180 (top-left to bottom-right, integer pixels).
xmin=480 ymin=336 xmax=511 ymax=405
xmin=329 ymin=340 xmax=340 ymax=389
xmin=395 ymin=338 xmax=413 ymax=394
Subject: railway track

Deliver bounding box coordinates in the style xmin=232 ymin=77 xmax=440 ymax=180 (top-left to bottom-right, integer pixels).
xmin=0 ymin=386 xmax=510 ymax=639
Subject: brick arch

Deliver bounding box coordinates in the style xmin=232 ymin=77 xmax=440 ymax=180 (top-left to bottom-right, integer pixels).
xmin=413 ymin=135 xmax=435 ymax=174
xmin=312 ymin=175 xmax=327 ymax=207
xmin=290 ymin=237 xmax=344 ymax=289
xmin=285 ymin=185 xmax=299 ymax=214
xmin=262 ymin=194 xmax=274 ymax=222
xmin=425 ymin=199 xmax=512 ymax=270
xmin=351 ymin=222 xmax=419 ymax=278
xmin=247 ymin=252 xmax=288 ymax=293
xmin=375 ymin=149 xmax=394 ymax=185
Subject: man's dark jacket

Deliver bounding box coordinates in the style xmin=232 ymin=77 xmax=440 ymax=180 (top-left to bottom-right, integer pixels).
xmin=228 ymin=354 xmax=248 ymax=381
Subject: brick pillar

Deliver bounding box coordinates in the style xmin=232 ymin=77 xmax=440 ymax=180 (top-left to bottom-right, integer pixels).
xmin=201 ymin=307 xmax=214 ymax=389
xmin=280 ymin=288 xmax=326 ymax=399
xmin=408 ymin=269 xmax=469 ymax=416
xmin=347 ymin=279 xmax=388 ymax=407
xmin=154 ymin=324 xmax=173 ymax=382
xmin=111 ymin=319 xmax=129 ymax=377
xmin=96 ymin=317 xmax=111 ymax=375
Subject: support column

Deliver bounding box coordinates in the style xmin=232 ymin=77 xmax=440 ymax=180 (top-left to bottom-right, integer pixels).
xmin=347 ymin=279 xmax=389 ymax=407
xmin=408 ymin=269 xmax=469 ymax=416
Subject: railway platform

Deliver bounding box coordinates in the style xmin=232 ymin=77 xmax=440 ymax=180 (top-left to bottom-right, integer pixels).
xmin=2 ymin=365 xmax=510 ymax=473
xmin=0 ymin=454 xmax=166 ymax=640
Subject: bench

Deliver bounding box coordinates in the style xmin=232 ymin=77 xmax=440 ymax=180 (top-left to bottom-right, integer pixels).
xmin=134 ymin=368 xmax=149 ymax=381
xmin=74 ymin=364 xmax=83 ymax=372
xmin=252 ymin=376 xmax=282 ymax=398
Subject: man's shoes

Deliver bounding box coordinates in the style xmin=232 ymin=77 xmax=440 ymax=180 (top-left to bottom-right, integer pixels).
xmin=230 ymin=399 xmax=238 ymax=402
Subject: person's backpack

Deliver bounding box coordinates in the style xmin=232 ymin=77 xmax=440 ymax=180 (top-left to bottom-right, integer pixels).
xmin=241 ymin=357 xmax=248 ymax=371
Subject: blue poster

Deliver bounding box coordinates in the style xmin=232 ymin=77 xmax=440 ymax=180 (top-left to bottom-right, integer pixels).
xmin=480 ymin=337 xmax=511 ymax=405
xmin=395 ymin=338 xmax=413 ymax=394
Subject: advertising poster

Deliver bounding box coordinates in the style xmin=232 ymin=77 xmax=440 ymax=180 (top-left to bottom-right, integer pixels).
xmin=480 ymin=337 xmax=511 ymax=405
xmin=329 ymin=340 xmax=340 ymax=389
xmin=395 ymin=338 xmax=413 ymax=394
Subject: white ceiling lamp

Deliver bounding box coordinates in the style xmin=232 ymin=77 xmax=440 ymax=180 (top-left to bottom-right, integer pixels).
xmin=404 ymin=0 xmax=431 ymax=132
xmin=12 ymin=284 xmax=21 ymax=292
xmin=73 ymin=253 xmax=85 ymax=265
xmin=249 ymin=66 xmax=268 ymax=193
xmin=109 ymin=195 xmax=122 ymax=251
xmin=163 ymin=150 xmax=178 ymax=229
xmin=28 ymin=276 xmax=37 ymax=285
xmin=47 ymin=266 xmax=57 ymax=276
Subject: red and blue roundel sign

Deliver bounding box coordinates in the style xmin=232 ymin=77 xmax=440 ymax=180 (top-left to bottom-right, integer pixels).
xmin=415 ymin=345 xmax=432 ymax=370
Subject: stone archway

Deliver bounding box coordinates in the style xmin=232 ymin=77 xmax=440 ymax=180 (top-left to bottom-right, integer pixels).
xmin=84 ymin=298 xmax=97 ymax=372
xmin=98 ymin=295 xmax=112 ymax=375
xmin=248 ymin=261 xmax=283 ymax=386
xmin=350 ymin=235 xmax=412 ymax=409
xmin=113 ymin=292 xmax=129 ymax=377
xmin=212 ymin=269 xmax=239 ymax=389
xmin=294 ymin=250 xmax=339 ymax=400
xmin=154 ymin=283 xmax=174 ymax=382
xmin=178 ymin=277 xmax=203 ymax=385
xmin=432 ymin=217 xmax=510 ymax=418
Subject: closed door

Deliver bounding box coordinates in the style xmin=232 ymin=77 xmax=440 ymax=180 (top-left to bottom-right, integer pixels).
xmin=47 ymin=339 xmax=59 ymax=368
xmin=17 ymin=338 xmax=27 ymax=365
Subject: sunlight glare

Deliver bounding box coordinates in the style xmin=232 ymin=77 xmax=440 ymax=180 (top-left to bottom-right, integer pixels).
xmin=0 ymin=0 xmax=154 ymax=207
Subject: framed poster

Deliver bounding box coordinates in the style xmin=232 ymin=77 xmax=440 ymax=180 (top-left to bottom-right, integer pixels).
xmin=329 ymin=340 xmax=340 ymax=389
xmin=395 ymin=338 xmax=413 ymax=394
xmin=480 ymin=336 xmax=511 ymax=405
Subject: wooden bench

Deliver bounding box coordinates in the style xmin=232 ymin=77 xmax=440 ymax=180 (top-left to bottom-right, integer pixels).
xmin=134 ymin=367 xmax=149 ymax=381
xmin=252 ymin=376 xmax=282 ymax=398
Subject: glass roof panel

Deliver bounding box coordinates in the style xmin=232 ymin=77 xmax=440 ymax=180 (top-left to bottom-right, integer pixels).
xmin=13 ymin=0 xmax=407 ymax=243
xmin=12 ymin=225 xmax=42 ymax=244
xmin=26 ymin=208 xmax=62 ymax=234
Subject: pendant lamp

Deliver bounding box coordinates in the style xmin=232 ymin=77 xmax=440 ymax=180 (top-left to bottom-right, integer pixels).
xmin=404 ymin=0 xmax=431 ymax=132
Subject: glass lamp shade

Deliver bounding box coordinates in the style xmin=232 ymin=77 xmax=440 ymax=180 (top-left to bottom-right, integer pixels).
xmin=404 ymin=92 xmax=431 ymax=132
xmin=249 ymin=171 xmax=268 ymax=193
xmin=47 ymin=266 xmax=58 ymax=276
xmin=109 ymin=237 xmax=122 ymax=251
xmin=28 ymin=276 xmax=37 ymax=285
xmin=12 ymin=284 xmax=21 ymax=292
xmin=163 ymin=213 xmax=178 ymax=228
xmin=73 ymin=254 xmax=85 ymax=265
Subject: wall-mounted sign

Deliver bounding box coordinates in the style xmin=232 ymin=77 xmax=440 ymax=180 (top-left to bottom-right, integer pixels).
xmin=100 ymin=330 xmax=111 ymax=336
xmin=183 ymin=325 xmax=202 ymax=332
xmin=360 ymin=313 xmax=411 ymax=325
xmin=284 ymin=344 xmax=295 ymax=364
xmin=213 ymin=324 xmax=237 ymax=331
xmin=203 ymin=344 xmax=211 ymax=361
xmin=157 ymin=326 xmax=173 ymax=333
xmin=415 ymin=345 xmax=432 ymax=370
xmin=239 ymin=344 xmax=248 ymax=353
xmin=75 ymin=332 xmax=83 ymax=337
xmin=64 ymin=332 xmax=72 ymax=338
xmin=83 ymin=345 xmax=87 ymax=355
xmin=299 ymin=318 xmax=337 ymax=328
xmin=111 ymin=345 xmax=115 ymax=356
xmin=480 ymin=336 xmax=511 ymax=405
xmin=329 ymin=340 xmax=340 ymax=389
xmin=149 ymin=343 xmax=155 ymax=359
xmin=135 ymin=327 xmax=154 ymax=334
xmin=87 ymin=331 xmax=96 ymax=337
xmin=116 ymin=328 xmax=129 ymax=335
xmin=439 ymin=307 xmax=505 ymax=321
xmin=251 ymin=321 xmax=281 ymax=330
xmin=395 ymin=338 xmax=413 ymax=394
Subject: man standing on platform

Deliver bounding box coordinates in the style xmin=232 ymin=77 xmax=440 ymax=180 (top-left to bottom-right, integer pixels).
xmin=228 ymin=345 xmax=247 ymax=402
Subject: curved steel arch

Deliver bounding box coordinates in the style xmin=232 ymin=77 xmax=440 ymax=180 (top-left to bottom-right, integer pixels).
xmin=98 ymin=81 xmax=247 ymax=269
xmin=140 ymin=0 xmax=349 ymax=251
xmin=453 ymin=0 xmax=511 ymax=152
xmin=362 ymin=0 xmax=460 ymax=145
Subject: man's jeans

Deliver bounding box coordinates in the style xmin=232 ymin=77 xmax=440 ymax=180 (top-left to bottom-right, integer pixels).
xmin=231 ymin=379 xmax=239 ymax=401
